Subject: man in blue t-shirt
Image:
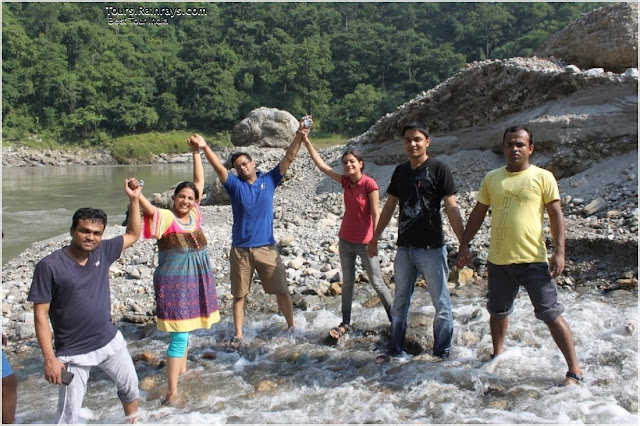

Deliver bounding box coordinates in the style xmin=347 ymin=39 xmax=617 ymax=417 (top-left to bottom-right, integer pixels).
xmin=368 ymin=122 xmax=465 ymax=360
xmin=28 ymin=179 xmax=142 ymax=424
xmin=193 ymin=117 xmax=310 ymax=347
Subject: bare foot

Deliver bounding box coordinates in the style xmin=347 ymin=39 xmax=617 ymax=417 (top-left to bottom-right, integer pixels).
xmin=160 ymin=388 xmax=180 ymax=406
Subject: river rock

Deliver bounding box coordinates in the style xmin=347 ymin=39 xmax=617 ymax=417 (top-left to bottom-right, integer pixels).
xmin=534 ymin=2 xmax=638 ymax=73
xmin=583 ymin=197 xmax=607 ymax=215
xmin=231 ymin=107 xmax=298 ymax=148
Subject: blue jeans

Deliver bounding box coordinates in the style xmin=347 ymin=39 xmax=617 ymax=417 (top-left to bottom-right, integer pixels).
xmin=388 ymin=245 xmax=453 ymax=357
xmin=339 ymin=238 xmax=392 ymax=325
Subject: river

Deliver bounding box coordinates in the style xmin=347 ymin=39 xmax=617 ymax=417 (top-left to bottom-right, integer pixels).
xmin=1 ymin=164 xmax=207 ymax=264
xmin=7 ymin=287 xmax=639 ymax=424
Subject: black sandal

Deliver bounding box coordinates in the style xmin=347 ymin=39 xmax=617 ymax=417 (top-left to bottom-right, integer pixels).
xmin=561 ymin=370 xmax=584 ymax=386
xmin=329 ymin=323 xmax=351 ymax=339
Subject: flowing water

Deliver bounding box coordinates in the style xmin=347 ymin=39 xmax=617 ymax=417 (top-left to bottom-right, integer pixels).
xmin=8 ymin=287 xmax=638 ymax=424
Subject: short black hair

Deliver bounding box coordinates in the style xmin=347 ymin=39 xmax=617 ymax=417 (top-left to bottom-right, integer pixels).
xmin=503 ymin=125 xmax=533 ymax=146
xmin=402 ymin=121 xmax=430 ymax=138
xmin=230 ymin=152 xmax=252 ymax=166
xmin=72 ymin=208 xmax=107 ymax=229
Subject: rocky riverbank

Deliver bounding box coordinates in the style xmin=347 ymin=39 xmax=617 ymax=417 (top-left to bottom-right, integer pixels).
xmin=1 ymin=145 xmax=118 ymax=167
xmin=2 ymin=145 xmax=637 ymax=355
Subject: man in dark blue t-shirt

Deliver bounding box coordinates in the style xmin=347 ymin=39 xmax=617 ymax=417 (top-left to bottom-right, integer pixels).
xmin=28 ymin=179 xmax=142 ymax=423
xmin=192 ymin=117 xmax=310 ymax=347
xmin=368 ymin=122 xmax=465 ymax=360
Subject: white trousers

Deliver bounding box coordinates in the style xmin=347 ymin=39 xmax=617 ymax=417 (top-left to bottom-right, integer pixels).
xmin=55 ymin=331 xmax=139 ymax=424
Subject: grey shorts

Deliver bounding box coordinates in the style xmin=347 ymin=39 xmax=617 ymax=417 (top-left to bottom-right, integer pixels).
xmin=487 ymin=262 xmax=564 ymax=322
xmin=56 ymin=331 xmax=139 ymax=424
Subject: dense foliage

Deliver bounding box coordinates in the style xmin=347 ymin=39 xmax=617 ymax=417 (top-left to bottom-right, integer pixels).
xmin=2 ymin=2 xmax=604 ymax=143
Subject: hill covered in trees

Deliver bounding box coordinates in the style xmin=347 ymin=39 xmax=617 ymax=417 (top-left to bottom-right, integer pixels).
xmin=2 ymin=1 xmax=604 ymax=143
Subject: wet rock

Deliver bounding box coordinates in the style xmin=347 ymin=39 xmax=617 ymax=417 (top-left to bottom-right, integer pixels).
xmin=133 ymin=352 xmax=160 ymax=364
xmin=254 ymin=379 xmax=276 ymax=392
xmin=138 ymin=375 xmax=163 ymax=392
xmin=460 ymin=330 xmax=481 ymax=347
xmin=202 ymin=351 xmax=217 ymax=360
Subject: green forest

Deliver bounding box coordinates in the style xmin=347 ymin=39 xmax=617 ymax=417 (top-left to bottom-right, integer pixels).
xmin=2 ymin=1 xmax=605 ymax=149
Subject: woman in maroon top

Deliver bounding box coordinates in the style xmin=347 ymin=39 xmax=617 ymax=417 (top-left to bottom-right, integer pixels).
xmin=303 ymin=133 xmax=392 ymax=340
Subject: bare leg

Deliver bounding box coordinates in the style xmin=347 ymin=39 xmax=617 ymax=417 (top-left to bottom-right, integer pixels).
xmin=276 ymin=292 xmax=295 ymax=329
xmin=2 ymin=373 xmax=17 ymax=424
xmin=233 ymin=296 xmax=246 ymax=338
xmin=122 ymin=399 xmax=138 ymax=423
xmin=180 ymin=349 xmax=188 ymax=375
xmin=546 ymin=316 xmax=582 ymax=385
xmin=164 ymin=356 xmax=182 ymax=403
xmin=490 ymin=316 xmax=508 ymax=356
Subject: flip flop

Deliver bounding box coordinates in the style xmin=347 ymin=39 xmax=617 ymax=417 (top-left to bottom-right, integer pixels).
xmin=329 ymin=323 xmax=351 ymax=339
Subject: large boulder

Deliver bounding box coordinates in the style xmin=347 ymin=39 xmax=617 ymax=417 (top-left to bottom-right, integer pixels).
xmin=534 ymin=2 xmax=638 ymax=73
xmin=231 ymin=107 xmax=298 ymax=148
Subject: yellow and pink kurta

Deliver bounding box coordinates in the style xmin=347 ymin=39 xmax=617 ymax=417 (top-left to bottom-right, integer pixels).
xmin=143 ymin=204 xmax=219 ymax=332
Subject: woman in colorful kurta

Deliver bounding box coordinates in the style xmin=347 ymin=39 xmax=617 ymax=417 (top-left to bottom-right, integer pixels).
xmin=138 ymin=138 xmax=219 ymax=404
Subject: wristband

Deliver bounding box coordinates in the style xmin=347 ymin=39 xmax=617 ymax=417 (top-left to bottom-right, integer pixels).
xmin=44 ymin=355 xmax=56 ymax=362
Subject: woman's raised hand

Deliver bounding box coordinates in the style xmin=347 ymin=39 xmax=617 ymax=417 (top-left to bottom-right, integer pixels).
xmin=125 ymin=178 xmax=142 ymax=198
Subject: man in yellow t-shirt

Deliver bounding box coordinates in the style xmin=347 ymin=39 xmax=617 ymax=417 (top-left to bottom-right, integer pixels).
xmin=456 ymin=126 xmax=583 ymax=386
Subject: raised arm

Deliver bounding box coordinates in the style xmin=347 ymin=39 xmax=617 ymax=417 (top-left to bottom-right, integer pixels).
xmin=546 ymin=199 xmax=566 ymax=277
xmin=122 ymin=178 xmax=142 ymax=250
xmin=443 ymin=194 xmax=465 ymax=244
xmin=455 ymin=201 xmax=489 ymax=268
xmin=302 ymin=132 xmax=341 ymax=183
xmin=34 ymin=303 xmax=65 ymax=385
xmin=188 ymin=138 xmax=205 ymax=199
xmin=190 ymin=134 xmax=229 ymax=183
xmin=367 ymin=194 xmax=398 ymax=257
xmin=279 ymin=116 xmax=310 ymax=176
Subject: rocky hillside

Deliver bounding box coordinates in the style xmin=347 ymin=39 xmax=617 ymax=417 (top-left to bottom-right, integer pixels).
xmin=349 ymin=56 xmax=637 ymax=178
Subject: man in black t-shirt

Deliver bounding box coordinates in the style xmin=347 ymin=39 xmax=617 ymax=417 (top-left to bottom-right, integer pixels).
xmin=28 ymin=179 xmax=142 ymax=423
xmin=368 ymin=122 xmax=465 ymax=359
